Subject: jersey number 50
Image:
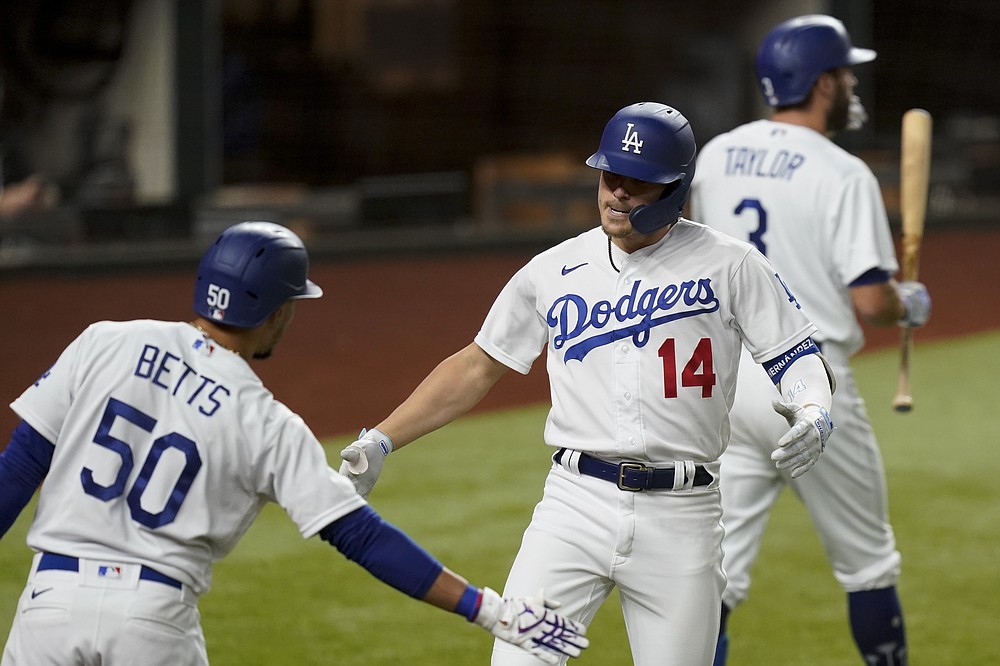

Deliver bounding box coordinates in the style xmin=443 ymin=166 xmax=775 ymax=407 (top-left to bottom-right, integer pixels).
xmin=81 ymin=397 xmax=203 ymax=529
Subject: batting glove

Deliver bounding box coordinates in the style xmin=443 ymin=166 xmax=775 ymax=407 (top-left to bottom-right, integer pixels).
xmin=771 ymin=400 xmax=834 ymax=479
xmin=898 ymin=280 xmax=931 ymax=327
xmin=338 ymin=428 xmax=393 ymax=499
xmin=472 ymin=587 xmax=589 ymax=664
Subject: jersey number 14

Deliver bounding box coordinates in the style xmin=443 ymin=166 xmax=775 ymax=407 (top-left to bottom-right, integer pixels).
xmin=659 ymin=337 xmax=716 ymax=398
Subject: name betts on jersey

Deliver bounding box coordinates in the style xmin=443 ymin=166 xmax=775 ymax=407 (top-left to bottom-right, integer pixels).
xmin=133 ymin=342 xmax=232 ymax=417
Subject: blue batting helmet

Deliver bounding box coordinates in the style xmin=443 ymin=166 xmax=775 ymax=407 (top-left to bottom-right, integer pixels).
xmin=585 ymin=102 xmax=697 ymax=234
xmin=193 ymin=221 xmax=322 ymax=328
xmin=755 ymin=15 xmax=876 ymax=107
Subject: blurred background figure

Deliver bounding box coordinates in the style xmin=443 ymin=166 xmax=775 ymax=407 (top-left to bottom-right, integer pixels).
xmin=0 ymin=100 xmax=60 ymax=249
xmin=0 ymin=174 xmax=58 ymax=221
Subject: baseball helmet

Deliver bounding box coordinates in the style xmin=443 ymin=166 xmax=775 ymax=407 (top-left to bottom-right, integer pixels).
xmin=585 ymin=102 xmax=697 ymax=234
xmin=755 ymin=15 xmax=876 ymax=107
xmin=193 ymin=221 xmax=322 ymax=328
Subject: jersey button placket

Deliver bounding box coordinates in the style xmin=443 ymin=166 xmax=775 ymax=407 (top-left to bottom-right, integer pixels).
xmin=611 ymin=261 xmax=637 ymax=566
xmin=612 ymin=258 xmax=639 ymax=566
xmin=613 ymin=269 xmax=641 ymax=455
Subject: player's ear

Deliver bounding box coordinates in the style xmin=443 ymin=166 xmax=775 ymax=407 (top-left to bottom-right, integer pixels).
xmin=814 ymin=71 xmax=838 ymax=100
xmin=257 ymin=301 xmax=288 ymax=331
xmin=272 ymin=301 xmax=295 ymax=323
xmin=273 ymin=301 xmax=288 ymax=315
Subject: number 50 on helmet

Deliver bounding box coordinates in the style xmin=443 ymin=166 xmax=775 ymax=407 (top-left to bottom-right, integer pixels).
xmin=193 ymin=221 xmax=323 ymax=328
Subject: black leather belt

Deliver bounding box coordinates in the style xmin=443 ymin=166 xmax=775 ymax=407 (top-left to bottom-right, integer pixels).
xmin=554 ymin=448 xmax=712 ymax=491
xmin=37 ymin=552 xmax=183 ymax=590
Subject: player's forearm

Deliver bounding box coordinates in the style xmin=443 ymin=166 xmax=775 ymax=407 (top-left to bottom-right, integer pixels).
xmin=777 ymin=353 xmax=834 ymax=410
xmin=0 ymin=421 xmax=54 ymax=538
xmin=320 ymin=507 xmax=475 ymax=614
xmin=852 ymin=281 xmax=905 ymax=327
xmin=377 ymin=343 xmax=507 ymax=449
xmin=422 ymin=568 xmax=473 ymax=612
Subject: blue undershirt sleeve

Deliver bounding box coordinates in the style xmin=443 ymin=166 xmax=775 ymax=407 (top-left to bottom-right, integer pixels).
xmin=319 ymin=505 xmax=444 ymax=600
xmin=0 ymin=421 xmax=55 ymax=538
xmin=849 ymin=267 xmax=891 ymax=287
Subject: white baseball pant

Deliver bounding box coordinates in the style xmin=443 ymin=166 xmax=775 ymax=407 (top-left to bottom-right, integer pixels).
xmin=492 ymin=461 xmax=725 ymax=665
xmin=719 ymin=347 xmax=901 ymax=610
xmin=2 ymin=552 xmax=206 ymax=665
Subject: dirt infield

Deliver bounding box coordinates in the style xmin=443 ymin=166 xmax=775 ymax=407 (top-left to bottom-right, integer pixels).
xmin=2 ymin=225 xmax=997 ymax=439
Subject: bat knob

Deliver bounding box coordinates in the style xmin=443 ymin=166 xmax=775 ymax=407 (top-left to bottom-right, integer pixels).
xmin=892 ymin=396 xmax=913 ymax=413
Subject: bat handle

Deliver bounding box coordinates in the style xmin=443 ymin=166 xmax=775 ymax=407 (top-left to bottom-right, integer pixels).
xmin=892 ymin=327 xmax=914 ymax=412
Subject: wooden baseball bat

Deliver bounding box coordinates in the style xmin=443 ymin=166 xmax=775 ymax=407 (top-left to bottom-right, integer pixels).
xmin=892 ymin=108 xmax=932 ymax=413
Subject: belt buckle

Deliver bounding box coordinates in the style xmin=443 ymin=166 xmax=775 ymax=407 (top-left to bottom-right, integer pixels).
xmin=617 ymin=462 xmax=648 ymax=491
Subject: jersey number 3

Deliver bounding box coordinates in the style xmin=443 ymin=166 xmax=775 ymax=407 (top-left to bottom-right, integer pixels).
xmin=735 ymin=198 xmax=767 ymax=255
xmin=81 ymin=397 xmax=203 ymax=529
xmin=659 ymin=337 xmax=716 ymax=398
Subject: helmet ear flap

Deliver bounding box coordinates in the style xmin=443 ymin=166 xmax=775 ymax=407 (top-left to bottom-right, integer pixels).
xmin=628 ymin=178 xmax=688 ymax=234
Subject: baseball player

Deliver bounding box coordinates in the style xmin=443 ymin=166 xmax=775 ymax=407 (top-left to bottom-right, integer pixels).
xmin=338 ymin=102 xmax=836 ymax=666
xmin=0 ymin=221 xmax=588 ymax=665
xmin=688 ymin=15 xmax=931 ymax=666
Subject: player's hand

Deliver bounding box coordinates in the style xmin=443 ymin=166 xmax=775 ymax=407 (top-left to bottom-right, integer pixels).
xmin=771 ymin=400 xmax=834 ymax=479
xmin=338 ymin=428 xmax=393 ymax=499
xmin=897 ymin=280 xmax=931 ymax=327
xmin=472 ymin=587 xmax=589 ymax=664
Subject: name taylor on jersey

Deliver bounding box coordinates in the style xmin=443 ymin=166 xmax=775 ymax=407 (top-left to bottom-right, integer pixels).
xmin=723 ymin=146 xmax=807 ymax=181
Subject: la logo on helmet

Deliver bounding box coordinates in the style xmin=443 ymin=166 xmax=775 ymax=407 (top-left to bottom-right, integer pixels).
xmin=620 ymin=123 xmax=644 ymax=154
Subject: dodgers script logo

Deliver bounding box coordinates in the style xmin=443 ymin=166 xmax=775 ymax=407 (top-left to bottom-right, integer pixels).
xmin=548 ymin=278 xmax=720 ymax=361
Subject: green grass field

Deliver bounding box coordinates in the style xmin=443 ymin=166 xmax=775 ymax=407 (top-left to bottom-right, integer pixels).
xmin=1 ymin=331 xmax=997 ymax=664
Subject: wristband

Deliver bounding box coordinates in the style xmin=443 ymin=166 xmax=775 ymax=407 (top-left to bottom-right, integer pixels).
xmin=455 ymin=584 xmax=484 ymax=621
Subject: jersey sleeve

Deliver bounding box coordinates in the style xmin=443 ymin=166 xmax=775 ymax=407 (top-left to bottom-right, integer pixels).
xmin=730 ymin=248 xmax=817 ymax=362
xmin=257 ymin=408 xmax=366 ymax=539
xmin=474 ymin=263 xmax=548 ymax=375
xmin=10 ymin=325 xmax=93 ymax=443
xmin=831 ymin=170 xmax=899 ymax=286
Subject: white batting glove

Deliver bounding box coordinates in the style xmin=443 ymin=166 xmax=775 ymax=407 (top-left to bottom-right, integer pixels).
xmin=771 ymin=400 xmax=834 ymax=479
xmin=472 ymin=588 xmax=589 ymax=664
xmin=898 ymin=280 xmax=931 ymax=327
xmin=338 ymin=428 xmax=393 ymax=499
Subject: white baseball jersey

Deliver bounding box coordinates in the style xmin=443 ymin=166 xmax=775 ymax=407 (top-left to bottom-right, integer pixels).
xmin=689 ymin=119 xmax=898 ymax=357
xmin=475 ymin=221 xmax=817 ymax=465
xmin=10 ymin=319 xmax=365 ymax=595
xmin=475 ymin=220 xmax=817 ymax=666
xmin=689 ymin=119 xmax=904 ymax=609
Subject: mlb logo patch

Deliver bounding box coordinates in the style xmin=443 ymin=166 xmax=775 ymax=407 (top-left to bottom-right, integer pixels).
xmin=97 ymin=565 xmax=122 ymax=580
xmin=193 ymin=338 xmax=216 ymax=356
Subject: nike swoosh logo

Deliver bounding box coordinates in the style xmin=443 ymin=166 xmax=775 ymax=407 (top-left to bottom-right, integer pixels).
xmin=31 ymin=587 xmax=53 ymax=599
xmin=561 ymin=263 xmax=588 ymax=276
